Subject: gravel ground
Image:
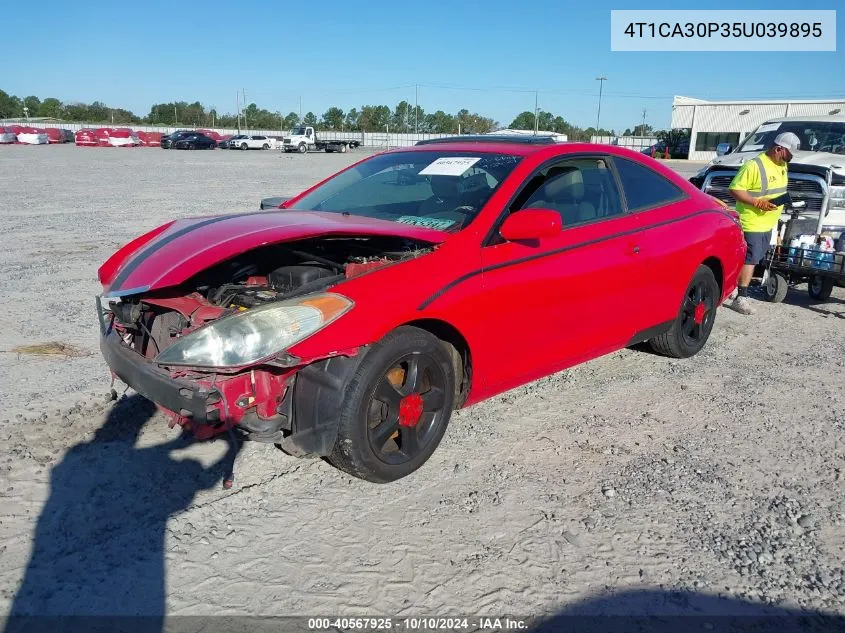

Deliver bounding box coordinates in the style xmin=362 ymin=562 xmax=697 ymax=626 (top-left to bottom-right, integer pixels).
xmin=1 ymin=144 xmax=844 ymax=625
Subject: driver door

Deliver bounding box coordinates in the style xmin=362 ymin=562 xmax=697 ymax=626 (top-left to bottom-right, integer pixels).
xmin=475 ymin=155 xmax=649 ymax=392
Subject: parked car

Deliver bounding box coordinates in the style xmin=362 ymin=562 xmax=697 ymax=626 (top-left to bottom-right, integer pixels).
xmin=217 ymin=136 xmax=232 ymax=149
xmin=160 ymin=131 xmax=195 ymax=149
xmin=96 ymin=136 xmax=745 ymax=483
xmin=229 ymin=134 xmax=272 ymax=150
xmin=172 ymin=133 xmax=217 ymax=150
xmin=641 ymin=140 xmax=689 ymax=159
xmin=74 ymin=129 xmax=98 ymax=147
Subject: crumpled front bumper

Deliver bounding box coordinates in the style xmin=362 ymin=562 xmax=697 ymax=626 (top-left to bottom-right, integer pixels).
xmin=99 ymin=328 xmax=222 ymax=424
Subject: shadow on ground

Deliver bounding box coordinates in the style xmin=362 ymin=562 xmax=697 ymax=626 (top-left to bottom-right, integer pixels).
xmin=3 ymin=394 xmax=239 ymax=633
xmin=528 ymin=588 xmax=845 ymax=633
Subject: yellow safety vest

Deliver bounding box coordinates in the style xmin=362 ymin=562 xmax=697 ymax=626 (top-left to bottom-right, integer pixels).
xmin=729 ymin=152 xmax=788 ymax=232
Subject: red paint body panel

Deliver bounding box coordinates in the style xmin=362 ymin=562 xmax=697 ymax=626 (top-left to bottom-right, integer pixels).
xmin=99 ymin=141 xmax=746 ymax=440
xmin=102 ymin=211 xmax=450 ymax=294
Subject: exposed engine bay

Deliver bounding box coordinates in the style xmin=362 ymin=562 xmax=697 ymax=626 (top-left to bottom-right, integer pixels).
xmin=105 ymin=235 xmax=434 ymax=363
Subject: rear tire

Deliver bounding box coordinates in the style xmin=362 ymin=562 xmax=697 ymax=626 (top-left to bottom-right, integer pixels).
xmin=649 ymin=265 xmax=719 ymax=359
xmin=340 ymin=143 xmax=348 ymax=153
xmin=808 ymin=275 xmax=834 ymax=301
xmin=328 ymin=326 xmax=455 ymax=483
xmin=764 ymin=272 xmax=789 ymax=303
xmin=262 ymin=143 xmax=269 ymax=150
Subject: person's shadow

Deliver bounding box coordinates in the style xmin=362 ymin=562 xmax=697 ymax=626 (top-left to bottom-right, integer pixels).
xmin=4 ymin=394 xmax=239 ymax=633
xmin=528 ymin=588 xmax=845 ymax=633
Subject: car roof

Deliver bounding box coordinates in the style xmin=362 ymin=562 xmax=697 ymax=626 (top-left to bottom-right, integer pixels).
xmin=394 ymin=138 xmax=627 ymax=158
xmin=762 ymin=114 xmax=845 ymax=124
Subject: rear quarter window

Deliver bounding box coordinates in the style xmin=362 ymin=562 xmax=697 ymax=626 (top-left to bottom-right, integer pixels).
xmin=613 ymin=157 xmax=685 ymax=212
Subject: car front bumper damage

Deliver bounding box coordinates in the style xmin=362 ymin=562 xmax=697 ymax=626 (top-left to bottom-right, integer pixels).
xmin=96 ymin=296 xmax=363 ymax=456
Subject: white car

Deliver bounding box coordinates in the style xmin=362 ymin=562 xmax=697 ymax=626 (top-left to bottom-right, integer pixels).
xmin=693 ymin=115 xmax=845 ymax=238
xmin=228 ymin=134 xmax=272 ymax=150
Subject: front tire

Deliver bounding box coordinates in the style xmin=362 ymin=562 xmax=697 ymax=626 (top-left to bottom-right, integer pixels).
xmin=649 ymin=264 xmax=719 ymax=359
xmin=240 ymin=143 xmax=248 ymax=150
xmin=764 ymin=272 xmax=789 ymax=303
xmin=262 ymin=143 xmax=269 ymax=150
xmin=298 ymin=143 xmax=307 ymax=153
xmin=328 ymin=326 xmax=455 ymax=483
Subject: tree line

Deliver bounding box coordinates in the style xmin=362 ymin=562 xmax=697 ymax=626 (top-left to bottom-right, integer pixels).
xmin=1 ymin=87 xmax=683 ymax=142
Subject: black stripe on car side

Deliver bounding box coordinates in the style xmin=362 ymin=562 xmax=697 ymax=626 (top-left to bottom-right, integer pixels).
xmin=110 ymin=211 xmax=270 ymax=291
xmin=417 ymin=208 xmax=734 ymax=311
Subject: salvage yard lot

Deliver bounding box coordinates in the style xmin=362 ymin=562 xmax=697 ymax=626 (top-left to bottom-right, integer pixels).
xmin=1 ymin=144 xmax=844 ymax=619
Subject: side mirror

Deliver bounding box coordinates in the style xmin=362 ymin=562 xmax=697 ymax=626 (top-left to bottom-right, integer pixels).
xmin=499 ymin=209 xmax=562 ymax=242
xmin=716 ymin=142 xmax=733 ymax=156
xmin=260 ymin=196 xmax=291 ymax=210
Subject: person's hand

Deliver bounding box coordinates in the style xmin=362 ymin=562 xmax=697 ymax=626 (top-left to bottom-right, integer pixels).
xmin=753 ymin=198 xmax=776 ymax=211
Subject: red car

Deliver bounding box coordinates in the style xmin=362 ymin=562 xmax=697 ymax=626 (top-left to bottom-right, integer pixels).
xmin=97 ymin=136 xmax=745 ymax=483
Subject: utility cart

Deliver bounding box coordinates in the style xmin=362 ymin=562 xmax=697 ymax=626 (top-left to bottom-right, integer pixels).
xmin=762 ymin=188 xmax=845 ymax=303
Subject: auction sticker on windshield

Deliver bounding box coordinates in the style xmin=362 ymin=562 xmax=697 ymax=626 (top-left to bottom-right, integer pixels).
xmin=395 ymin=216 xmax=457 ymax=230
xmin=419 ymin=157 xmax=481 ymax=176
xmin=755 ymin=122 xmax=781 ymax=133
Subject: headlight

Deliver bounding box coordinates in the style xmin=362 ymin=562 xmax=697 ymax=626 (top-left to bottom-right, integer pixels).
xmin=829 ymin=185 xmax=845 ymax=210
xmin=154 ymin=292 xmax=353 ymax=368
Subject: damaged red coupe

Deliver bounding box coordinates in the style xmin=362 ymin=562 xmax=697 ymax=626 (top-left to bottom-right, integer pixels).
xmin=97 ymin=136 xmax=745 ymax=482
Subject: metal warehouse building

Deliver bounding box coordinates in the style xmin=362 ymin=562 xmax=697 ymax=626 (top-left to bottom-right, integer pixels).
xmin=671 ymin=96 xmax=845 ymax=161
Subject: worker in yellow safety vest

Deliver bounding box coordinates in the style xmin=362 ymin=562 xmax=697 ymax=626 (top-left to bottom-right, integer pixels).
xmin=726 ymin=131 xmax=801 ymax=315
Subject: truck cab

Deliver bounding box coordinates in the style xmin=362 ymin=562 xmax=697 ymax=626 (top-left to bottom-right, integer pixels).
xmin=283 ymin=126 xmax=317 ymax=153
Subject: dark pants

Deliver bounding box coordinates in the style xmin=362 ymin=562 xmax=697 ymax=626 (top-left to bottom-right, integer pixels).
xmin=743 ymin=230 xmax=773 ymax=265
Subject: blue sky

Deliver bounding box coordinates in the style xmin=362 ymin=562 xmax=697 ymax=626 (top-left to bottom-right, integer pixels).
xmin=1 ymin=0 xmax=842 ymax=132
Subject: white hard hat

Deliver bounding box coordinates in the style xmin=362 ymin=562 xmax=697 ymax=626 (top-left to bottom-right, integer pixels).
xmin=773 ymin=132 xmax=801 ymax=153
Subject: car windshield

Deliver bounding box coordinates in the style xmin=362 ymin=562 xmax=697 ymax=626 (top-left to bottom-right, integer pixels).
xmin=287 ymin=150 xmax=522 ymax=231
xmin=290 ymin=127 xmax=307 ymax=135
xmin=736 ymin=121 xmax=845 ymax=155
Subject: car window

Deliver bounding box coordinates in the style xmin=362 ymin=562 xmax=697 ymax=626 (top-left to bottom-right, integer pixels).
xmin=515 ymin=157 xmax=624 ymax=226
xmin=612 ymin=157 xmax=685 ymax=212
xmin=736 ymin=121 xmax=845 ymax=154
xmin=290 ymin=150 xmax=522 ymax=232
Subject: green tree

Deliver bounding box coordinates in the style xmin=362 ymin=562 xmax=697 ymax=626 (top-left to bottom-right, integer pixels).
xmin=508 ymin=111 xmax=536 ymax=130
xmin=0 ymin=90 xmax=22 ymax=118
xmin=344 ymin=108 xmax=360 ymax=131
xmin=424 ymin=110 xmax=455 ymax=133
xmin=303 ymin=111 xmax=317 ymax=127
xmin=358 ymin=105 xmax=391 ymax=131
xmin=632 ymin=123 xmax=653 ymax=136
xmin=321 ymin=107 xmax=345 ymax=130
xmin=283 ymin=112 xmax=300 ymax=129
xmin=38 ymin=97 xmax=62 ymax=118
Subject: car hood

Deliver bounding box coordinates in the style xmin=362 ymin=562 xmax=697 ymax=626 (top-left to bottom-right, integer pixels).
xmin=99 ymin=210 xmax=451 ymax=296
xmin=708 ymin=150 xmax=845 ymax=176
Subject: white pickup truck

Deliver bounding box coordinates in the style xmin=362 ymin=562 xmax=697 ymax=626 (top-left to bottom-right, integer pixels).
xmin=690 ymin=115 xmax=845 ymax=239
xmin=282 ymin=126 xmax=362 ymax=153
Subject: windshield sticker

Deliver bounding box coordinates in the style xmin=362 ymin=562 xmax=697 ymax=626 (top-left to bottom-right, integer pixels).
xmin=395 ymin=216 xmax=457 ymax=230
xmin=419 ymin=157 xmax=481 ymax=177
xmin=742 ymin=144 xmax=765 ymax=151
xmin=755 ymin=122 xmax=781 ymax=133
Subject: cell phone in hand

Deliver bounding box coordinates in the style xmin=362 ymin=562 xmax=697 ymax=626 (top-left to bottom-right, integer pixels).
xmin=767 ymin=192 xmax=791 ymax=207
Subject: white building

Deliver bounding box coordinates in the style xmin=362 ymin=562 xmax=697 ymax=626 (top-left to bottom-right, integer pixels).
xmin=671 ymin=96 xmax=845 ymax=161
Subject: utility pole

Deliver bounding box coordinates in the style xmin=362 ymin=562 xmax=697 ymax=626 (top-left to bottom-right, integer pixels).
xmin=174 ymin=105 xmax=177 ymax=125
xmin=534 ymin=91 xmax=539 ymax=135
xmin=242 ymin=88 xmax=247 ymax=131
xmin=299 ymin=96 xmax=302 ymax=123
xmin=415 ymin=84 xmax=418 ymax=133
xmin=641 ymin=108 xmax=647 ymax=135
xmin=595 ymin=76 xmax=607 ymax=132
xmin=236 ymin=91 xmax=241 ymax=134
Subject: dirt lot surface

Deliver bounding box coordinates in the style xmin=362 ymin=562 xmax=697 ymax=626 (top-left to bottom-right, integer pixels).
xmin=1 ymin=145 xmax=844 ymax=625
